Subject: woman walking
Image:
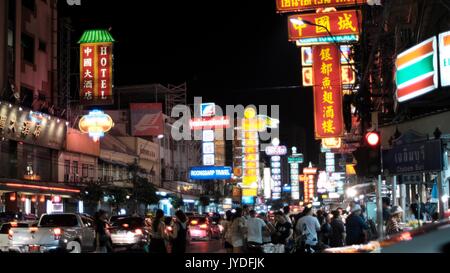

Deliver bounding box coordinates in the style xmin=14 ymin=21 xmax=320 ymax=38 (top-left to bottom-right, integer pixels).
xmin=149 ymin=209 xmax=168 ymax=253
xmin=230 ymin=208 xmax=247 ymax=253
xmin=170 ymin=210 xmax=188 ymax=254
xmin=221 ymin=210 xmax=234 ymax=253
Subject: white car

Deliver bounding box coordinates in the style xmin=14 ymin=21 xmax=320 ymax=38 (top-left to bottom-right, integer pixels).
xmin=0 ymin=222 xmax=37 ymax=252
xmin=9 ymin=213 xmax=97 ymax=253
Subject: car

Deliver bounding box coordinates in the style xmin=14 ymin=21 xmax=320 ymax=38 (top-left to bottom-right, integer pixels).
xmin=8 ymin=213 xmax=97 ymax=253
xmin=323 ymin=219 xmax=450 ymax=253
xmin=0 ymin=221 xmax=37 ymax=252
xmin=188 ymin=216 xmax=221 ymax=241
xmin=109 ymin=216 xmax=150 ymax=252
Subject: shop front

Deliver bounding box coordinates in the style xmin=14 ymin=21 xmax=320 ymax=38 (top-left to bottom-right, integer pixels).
xmin=0 ymin=102 xmax=70 ymax=217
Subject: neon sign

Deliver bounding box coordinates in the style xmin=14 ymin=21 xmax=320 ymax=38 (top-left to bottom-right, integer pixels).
xmin=79 ymin=110 xmax=114 ymax=142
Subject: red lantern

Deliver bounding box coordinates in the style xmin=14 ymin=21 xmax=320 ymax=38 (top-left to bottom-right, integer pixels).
xmin=10 ymin=193 xmax=16 ymax=202
xmin=31 ymin=196 xmax=37 ymax=203
xmin=39 ymin=196 xmax=46 ymax=203
xmin=20 ymin=196 xmax=26 ymax=203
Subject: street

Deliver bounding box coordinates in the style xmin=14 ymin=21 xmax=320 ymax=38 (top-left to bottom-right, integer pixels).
xmin=187 ymin=239 xmax=226 ymax=254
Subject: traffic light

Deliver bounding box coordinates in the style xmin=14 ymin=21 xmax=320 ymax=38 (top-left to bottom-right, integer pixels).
xmin=352 ymin=131 xmax=381 ymax=177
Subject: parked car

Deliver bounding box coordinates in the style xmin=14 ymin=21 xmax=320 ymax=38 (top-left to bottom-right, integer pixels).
xmin=109 ymin=216 xmax=150 ymax=252
xmin=188 ymin=216 xmax=221 ymax=241
xmin=9 ymin=213 xmax=97 ymax=253
xmin=0 ymin=221 xmax=37 ymax=252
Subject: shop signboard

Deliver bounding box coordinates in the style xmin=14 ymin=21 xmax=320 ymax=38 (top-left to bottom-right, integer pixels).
xmin=439 ymin=31 xmax=450 ymax=87
xmin=190 ymin=116 xmax=231 ymax=131
xmin=189 ymin=166 xmax=232 ymax=180
xmin=276 ymin=0 xmax=366 ymax=13
xmin=200 ymin=103 xmax=216 ymax=117
xmin=382 ymin=139 xmax=444 ymax=175
xmin=265 ymin=145 xmax=288 ymax=156
xmin=396 ymin=37 xmax=438 ymax=103
xmin=130 ymin=103 xmax=164 ymax=137
xmin=0 ymin=102 xmax=66 ymax=150
xmin=288 ymin=10 xmax=361 ymax=43
xmin=79 ymin=30 xmax=114 ymax=105
xmin=313 ymin=44 xmax=344 ymax=139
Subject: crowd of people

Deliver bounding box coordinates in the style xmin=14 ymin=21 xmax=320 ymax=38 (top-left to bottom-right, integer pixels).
xmin=90 ymin=197 xmax=439 ymax=254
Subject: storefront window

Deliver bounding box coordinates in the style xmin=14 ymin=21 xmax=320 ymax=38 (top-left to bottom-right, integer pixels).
xmin=72 ymin=161 xmax=78 ymax=175
xmin=89 ymin=165 xmax=94 ymax=179
xmin=64 ymin=160 xmax=70 ymax=175
xmin=82 ymin=164 xmax=88 ymax=178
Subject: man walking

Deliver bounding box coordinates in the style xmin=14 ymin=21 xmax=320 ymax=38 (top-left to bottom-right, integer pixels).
xmin=345 ymin=205 xmax=369 ymax=246
xmin=246 ymin=210 xmax=269 ymax=253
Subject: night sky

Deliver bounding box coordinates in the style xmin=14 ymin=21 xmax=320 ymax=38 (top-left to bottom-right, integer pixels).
xmin=60 ymin=0 xmax=321 ymax=164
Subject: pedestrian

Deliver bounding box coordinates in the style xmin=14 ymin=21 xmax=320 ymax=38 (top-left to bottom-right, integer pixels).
xmin=329 ymin=210 xmax=346 ymax=248
xmin=259 ymin=212 xmax=275 ymax=244
xmin=246 ymin=210 xmax=269 ymax=253
xmin=382 ymin=197 xmax=391 ymax=225
xmin=295 ymin=205 xmax=321 ymax=253
xmin=316 ymin=209 xmax=325 ymax=226
xmin=386 ymin=206 xmax=403 ymax=236
xmin=272 ymin=211 xmax=292 ymax=249
xmin=283 ymin=206 xmax=292 ymax=225
xmin=345 ymin=205 xmax=369 ymax=246
xmin=94 ymin=210 xmax=111 ymax=253
xmin=170 ymin=210 xmax=188 ymax=253
xmin=149 ymin=209 xmax=168 ymax=253
xmin=320 ymin=213 xmax=332 ymax=246
xmin=242 ymin=205 xmax=251 ymax=221
xmin=221 ymin=210 xmax=234 ymax=253
xmin=230 ymin=208 xmax=247 ymax=253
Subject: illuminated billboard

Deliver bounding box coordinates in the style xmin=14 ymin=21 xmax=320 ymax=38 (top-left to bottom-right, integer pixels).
xmin=189 ymin=166 xmax=232 ymax=180
xmin=276 ymin=0 xmax=366 ymax=13
xmin=79 ymin=30 xmax=115 ymax=105
xmin=396 ymin=37 xmax=438 ymax=103
xmin=288 ymin=10 xmax=361 ymax=43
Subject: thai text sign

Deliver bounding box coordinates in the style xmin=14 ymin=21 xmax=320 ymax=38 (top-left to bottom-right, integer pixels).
xmin=382 ymin=140 xmax=444 ymax=175
xmin=80 ymin=43 xmax=113 ymax=105
xmin=277 ymin=0 xmax=366 ymax=13
xmin=288 ymin=10 xmax=361 ymax=42
xmin=313 ymin=45 xmax=344 ymax=139
xmin=190 ymin=116 xmax=231 ymax=131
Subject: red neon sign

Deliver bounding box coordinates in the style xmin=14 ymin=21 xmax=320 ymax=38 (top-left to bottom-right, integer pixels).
xmin=276 ymin=0 xmax=366 ymax=13
xmin=5 ymin=183 xmax=80 ymax=193
xmin=288 ymin=10 xmax=361 ymax=41
xmin=190 ymin=116 xmax=231 ymax=130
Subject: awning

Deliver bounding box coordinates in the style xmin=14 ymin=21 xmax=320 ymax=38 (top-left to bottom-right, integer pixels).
xmin=0 ymin=179 xmax=81 ymax=196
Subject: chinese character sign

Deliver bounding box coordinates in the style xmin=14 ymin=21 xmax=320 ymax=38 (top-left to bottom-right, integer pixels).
xmin=288 ymin=10 xmax=361 ymax=42
xmin=80 ymin=42 xmax=113 ymax=105
xmin=312 ymin=45 xmax=344 ymax=139
xmin=276 ymin=0 xmax=366 ymax=13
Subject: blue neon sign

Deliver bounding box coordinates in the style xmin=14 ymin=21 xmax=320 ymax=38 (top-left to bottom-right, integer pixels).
xmin=189 ymin=166 xmax=232 ymax=180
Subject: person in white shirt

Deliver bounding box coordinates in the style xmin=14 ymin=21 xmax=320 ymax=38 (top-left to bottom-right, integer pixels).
xmin=246 ymin=210 xmax=269 ymax=253
xmin=295 ymin=206 xmax=321 ymax=251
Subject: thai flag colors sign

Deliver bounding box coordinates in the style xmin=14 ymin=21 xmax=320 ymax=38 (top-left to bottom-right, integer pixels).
xmin=312 ymin=45 xmax=344 ymax=139
xmin=80 ymin=43 xmax=114 ymax=105
xmin=396 ymin=37 xmax=438 ymax=103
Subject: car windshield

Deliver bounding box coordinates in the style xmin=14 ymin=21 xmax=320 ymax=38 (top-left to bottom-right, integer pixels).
xmin=39 ymin=214 xmax=79 ymax=227
xmin=189 ymin=217 xmax=207 ymax=225
xmin=111 ymin=217 xmax=144 ymax=229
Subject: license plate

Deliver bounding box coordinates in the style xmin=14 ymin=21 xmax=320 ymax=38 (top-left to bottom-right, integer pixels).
xmin=28 ymin=245 xmax=41 ymax=253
